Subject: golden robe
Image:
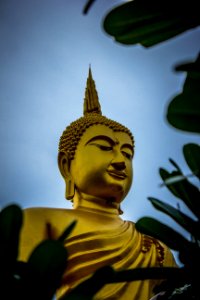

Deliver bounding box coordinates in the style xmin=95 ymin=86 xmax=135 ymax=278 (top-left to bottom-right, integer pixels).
xmin=56 ymin=211 xmax=177 ymax=300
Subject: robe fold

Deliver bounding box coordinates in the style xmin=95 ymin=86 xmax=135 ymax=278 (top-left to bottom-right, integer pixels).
xmin=57 ymin=220 xmax=176 ymax=300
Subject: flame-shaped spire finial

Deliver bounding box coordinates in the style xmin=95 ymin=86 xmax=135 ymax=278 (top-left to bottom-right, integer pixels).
xmin=83 ymin=66 xmax=102 ymax=115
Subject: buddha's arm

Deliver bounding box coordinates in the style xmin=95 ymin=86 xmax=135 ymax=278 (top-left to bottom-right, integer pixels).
xmin=18 ymin=208 xmax=49 ymax=262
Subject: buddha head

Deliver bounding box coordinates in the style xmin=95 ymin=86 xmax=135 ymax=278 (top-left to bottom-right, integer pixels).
xmin=58 ymin=68 xmax=134 ymax=210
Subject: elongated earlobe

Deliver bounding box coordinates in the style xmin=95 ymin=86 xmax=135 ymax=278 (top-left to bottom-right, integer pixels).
xmin=58 ymin=151 xmax=75 ymax=201
xmin=65 ymin=176 xmax=75 ymax=200
xmin=118 ymin=205 xmax=123 ymax=215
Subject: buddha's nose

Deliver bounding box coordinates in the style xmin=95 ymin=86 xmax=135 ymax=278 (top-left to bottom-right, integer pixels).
xmin=111 ymin=161 xmax=126 ymax=171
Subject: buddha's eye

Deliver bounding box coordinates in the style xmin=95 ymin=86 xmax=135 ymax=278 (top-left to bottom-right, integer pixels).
xmin=90 ymin=143 xmax=112 ymax=151
xmin=122 ymin=151 xmax=133 ymax=160
xmin=98 ymin=145 xmax=113 ymax=151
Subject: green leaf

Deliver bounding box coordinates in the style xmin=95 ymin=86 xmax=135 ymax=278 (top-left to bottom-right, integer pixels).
xmin=58 ymin=220 xmax=77 ymax=243
xmin=0 ymin=204 xmax=23 ymax=269
xmin=178 ymin=242 xmax=200 ymax=270
xmin=61 ymin=266 xmax=114 ymax=300
xmin=148 ymin=197 xmax=200 ymax=240
xmin=160 ymin=174 xmax=193 ymax=186
xmin=103 ymin=1 xmax=200 ymax=47
xmin=169 ymin=158 xmax=182 ymax=172
xmin=167 ymin=54 xmax=200 ymax=133
xmin=159 ymin=168 xmax=200 ymax=219
xmin=167 ymin=91 xmax=200 ymax=133
xmin=109 ymin=267 xmax=185 ymax=284
xmin=183 ymin=143 xmax=200 ymax=180
xmin=136 ymin=217 xmax=199 ymax=269
xmin=62 ymin=266 xmax=189 ymax=300
xmin=62 ymin=267 xmax=184 ymax=299
xmin=135 ymin=217 xmax=189 ymax=251
xmin=27 ymin=240 xmax=68 ymax=299
xmin=175 ymin=53 xmax=200 ymax=74
xmin=83 ymin=0 xmax=96 ymax=15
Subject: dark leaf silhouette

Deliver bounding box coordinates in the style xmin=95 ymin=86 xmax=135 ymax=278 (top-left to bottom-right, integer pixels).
xmin=61 ymin=266 xmax=114 ymax=300
xmin=167 ymin=53 xmax=200 ymax=133
xmin=26 ymin=240 xmax=68 ymax=299
xmin=83 ymin=0 xmax=96 ymax=15
xmin=0 ymin=204 xmax=23 ymax=270
xmin=148 ymin=197 xmax=200 ymax=240
xmin=135 ymin=217 xmax=189 ymax=251
xmin=103 ymin=1 xmax=200 ymax=47
xmin=183 ymin=143 xmax=200 ymax=180
xmin=159 ymin=168 xmax=200 ymax=219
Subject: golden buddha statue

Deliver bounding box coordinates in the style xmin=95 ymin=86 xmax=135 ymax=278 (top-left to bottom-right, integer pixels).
xmin=19 ymin=68 xmax=177 ymax=300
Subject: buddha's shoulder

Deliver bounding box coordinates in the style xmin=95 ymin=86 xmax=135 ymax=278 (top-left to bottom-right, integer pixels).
xmin=24 ymin=206 xmax=72 ymax=214
xmin=21 ymin=207 xmax=81 ymax=241
xmin=23 ymin=206 xmax=78 ymax=222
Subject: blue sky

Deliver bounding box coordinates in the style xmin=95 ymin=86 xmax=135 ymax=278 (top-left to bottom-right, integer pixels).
xmin=0 ymin=0 xmax=200 ymax=247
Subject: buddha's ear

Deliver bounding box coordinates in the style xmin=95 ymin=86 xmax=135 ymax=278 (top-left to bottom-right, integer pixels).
xmin=58 ymin=151 xmax=71 ymax=178
xmin=58 ymin=152 xmax=75 ymax=200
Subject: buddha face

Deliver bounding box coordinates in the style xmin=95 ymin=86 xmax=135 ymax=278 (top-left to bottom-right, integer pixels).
xmin=69 ymin=124 xmax=134 ymax=203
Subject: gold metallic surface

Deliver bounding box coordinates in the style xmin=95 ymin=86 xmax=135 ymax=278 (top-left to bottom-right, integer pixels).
xmin=84 ymin=66 xmax=102 ymax=115
xmin=58 ymin=68 xmax=134 ymax=162
xmin=19 ymin=69 xmax=177 ymax=299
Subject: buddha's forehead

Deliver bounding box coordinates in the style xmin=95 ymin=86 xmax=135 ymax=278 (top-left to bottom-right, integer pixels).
xmin=79 ymin=124 xmax=133 ymax=147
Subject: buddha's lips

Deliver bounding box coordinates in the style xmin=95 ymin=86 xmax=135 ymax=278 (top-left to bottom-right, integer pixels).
xmin=107 ymin=170 xmax=127 ymax=179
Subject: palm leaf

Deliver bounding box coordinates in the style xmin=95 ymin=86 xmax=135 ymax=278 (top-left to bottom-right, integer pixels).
xmin=183 ymin=143 xmax=200 ymax=180
xmin=26 ymin=240 xmax=68 ymax=299
xmin=136 ymin=216 xmax=190 ymax=251
xmin=159 ymin=168 xmax=200 ymax=219
xmin=0 ymin=204 xmax=23 ymax=269
xmin=148 ymin=197 xmax=200 ymax=240
xmin=167 ymin=54 xmax=200 ymax=133
xmin=103 ymin=1 xmax=200 ymax=47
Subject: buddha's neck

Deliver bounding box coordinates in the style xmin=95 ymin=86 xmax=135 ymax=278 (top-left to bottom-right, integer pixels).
xmin=72 ymin=192 xmax=120 ymax=216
